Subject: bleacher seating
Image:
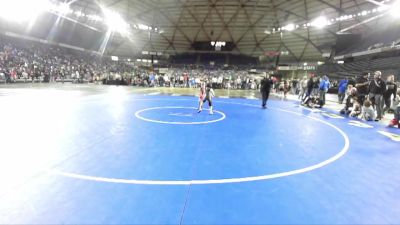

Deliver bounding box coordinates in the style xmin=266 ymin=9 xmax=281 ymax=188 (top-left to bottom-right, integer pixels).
xmin=318 ymin=55 xmax=400 ymax=78
xmin=338 ymin=27 xmax=400 ymax=55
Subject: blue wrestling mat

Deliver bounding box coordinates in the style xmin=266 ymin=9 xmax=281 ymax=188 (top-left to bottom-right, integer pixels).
xmin=0 ymin=89 xmax=399 ymax=224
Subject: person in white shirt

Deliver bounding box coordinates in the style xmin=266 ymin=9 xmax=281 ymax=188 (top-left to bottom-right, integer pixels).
xmin=298 ymin=76 xmax=308 ymax=99
xmin=236 ymin=77 xmax=241 ymax=89
xmin=195 ymin=77 xmax=200 ymax=88
xmin=164 ymin=74 xmax=169 ymax=86
xmin=0 ymin=72 xmax=4 ymax=82
xmin=22 ymin=70 xmax=28 ymax=82
xmin=218 ymin=76 xmax=223 ymax=88
xmin=361 ymin=99 xmax=376 ymax=121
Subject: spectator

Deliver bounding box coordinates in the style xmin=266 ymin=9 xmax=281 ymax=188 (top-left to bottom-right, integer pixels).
xmin=348 ymin=76 xmax=356 ymax=87
xmin=391 ymin=89 xmax=400 ymax=112
xmin=312 ymin=76 xmax=320 ymax=97
xmin=338 ymin=78 xmax=348 ymax=104
xmin=369 ymin=71 xmax=386 ymax=121
xmin=291 ymin=79 xmax=299 ymax=95
xmin=383 ymin=75 xmax=397 ymax=114
xmin=319 ymin=75 xmax=330 ymax=106
xmin=302 ymin=75 xmax=314 ymax=103
xmin=388 ymin=90 xmax=400 ymax=128
xmin=283 ymin=80 xmax=290 ymax=99
xmin=298 ymin=76 xmax=308 ymax=100
xmin=355 ymin=72 xmax=370 ymax=105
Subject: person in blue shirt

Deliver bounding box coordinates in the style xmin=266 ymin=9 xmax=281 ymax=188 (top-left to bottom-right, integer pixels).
xmin=149 ymin=73 xmax=155 ymax=87
xmin=319 ymin=75 xmax=330 ymax=106
xmin=338 ymin=78 xmax=348 ymax=104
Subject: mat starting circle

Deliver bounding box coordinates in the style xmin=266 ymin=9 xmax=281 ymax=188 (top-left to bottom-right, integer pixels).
xmin=134 ymin=106 xmax=226 ymax=125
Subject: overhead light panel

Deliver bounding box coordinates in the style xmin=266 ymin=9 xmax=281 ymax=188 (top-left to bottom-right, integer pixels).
xmin=101 ymin=6 xmax=130 ymax=35
xmin=283 ymin=24 xmax=295 ymax=31
xmin=138 ymin=24 xmax=151 ymax=30
xmin=390 ymin=0 xmax=400 ymax=17
xmin=311 ymin=16 xmax=330 ymax=28
xmin=377 ymin=5 xmax=390 ymax=11
xmin=56 ymin=2 xmax=73 ymax=15
xmin=74 ymin=11 xmax=84 ymax=17
xmin=0 ymin=0 xmax=51 ymax=22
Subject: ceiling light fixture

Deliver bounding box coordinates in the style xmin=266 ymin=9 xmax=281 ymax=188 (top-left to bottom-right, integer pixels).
xmin=311 ymin=16 xmax=330 ymax=28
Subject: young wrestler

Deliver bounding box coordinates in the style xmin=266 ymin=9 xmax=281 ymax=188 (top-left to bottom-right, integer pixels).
xmin=198 ymin=82 xmax=206 ymax=105
xmin=349 ymin=98 xmax=362 ymax=118
xmin=198 ymin=83 xmax=215 ymax=114
xmin=361 ymin=99 xmax=376 ymax=121
xmin=341 ymin=87 xmax=361 ymax=116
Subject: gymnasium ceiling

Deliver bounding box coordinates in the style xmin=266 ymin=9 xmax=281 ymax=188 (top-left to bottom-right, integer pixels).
xmin=64 ymin=0 xmax=393 ymax=61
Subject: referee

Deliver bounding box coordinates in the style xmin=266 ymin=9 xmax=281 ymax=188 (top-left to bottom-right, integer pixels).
xmin=260 ymin=75 xmax=273 ymax=108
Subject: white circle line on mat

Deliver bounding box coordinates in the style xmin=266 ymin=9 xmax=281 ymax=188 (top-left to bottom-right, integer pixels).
xmin=134 ymin=106 xmax=226 ymax=125
xmin=52 ymin=98 xmax=350 ymax=185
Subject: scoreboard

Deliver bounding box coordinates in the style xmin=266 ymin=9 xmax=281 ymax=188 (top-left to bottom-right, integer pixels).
xmin=191 ymin=41 xmax=235 ymax=51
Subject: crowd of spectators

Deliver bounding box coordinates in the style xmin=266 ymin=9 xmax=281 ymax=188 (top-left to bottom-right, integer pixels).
xmin=292 ymin=71 xmax=400 ymax=128
xmin=131 ymin=67 xmax=262 ymax=90
xmin=279 ymin=72 xmax=400 ymax=128
xmin=336 ymin=71 xmax=400 ymax=127
xmin=0 ymin=37 xmax=266 ymax=89
xmin=0 ymin=37 xmax=135 ymax=84
xmin=0 ymin=37 xmax=311 ymax=94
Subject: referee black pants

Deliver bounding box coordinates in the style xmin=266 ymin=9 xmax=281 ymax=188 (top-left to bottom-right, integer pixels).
xmin=262 ymin=91 xmax=270 ymax=107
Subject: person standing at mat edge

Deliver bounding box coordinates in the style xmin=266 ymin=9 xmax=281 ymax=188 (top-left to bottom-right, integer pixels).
xmin=260 ymin=75 xmax=273 ymax=108
xmin=198 ymin=83 xmax=215 ymax=114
